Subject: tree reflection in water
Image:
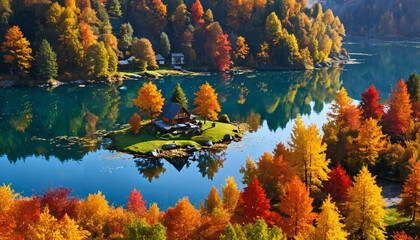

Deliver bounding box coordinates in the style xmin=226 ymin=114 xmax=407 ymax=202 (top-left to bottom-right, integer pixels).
xmin=135 ymin=158 xmax=166 ymax=182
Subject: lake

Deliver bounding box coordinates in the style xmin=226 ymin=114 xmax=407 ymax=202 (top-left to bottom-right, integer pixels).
xmin=0 ymin=38 xmax=419 ymax=209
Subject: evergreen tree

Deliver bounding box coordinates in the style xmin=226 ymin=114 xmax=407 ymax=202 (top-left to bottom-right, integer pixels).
xmin=171 ymin=83 xmax=188 ymax=109
xmin=35 ymin=39 xmax=58 ymax=83
xmin=86 ymin=42 xmax=109 ymax=79
xmin=107 ymin=0 xmax=122 ymax=17
xmin=159 ymin=32 xmax=171 ymax=59
xmin=406 ymin=71 xmax=420 ymax=103
xmin=106 ymin=45 xmax=118 ymax=74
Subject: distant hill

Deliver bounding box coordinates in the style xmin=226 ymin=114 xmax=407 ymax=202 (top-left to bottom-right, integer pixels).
xmin=324 ymin=0 xmax=420 ymax=38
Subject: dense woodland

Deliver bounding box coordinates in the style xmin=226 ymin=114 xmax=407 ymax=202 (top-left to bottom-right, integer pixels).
xmin=0 ymin=0 xmax=348 ymax=83
xmin=325 ymin=0 xmax=420 ymax=38
xmin=1 ymin=71 xmax=419 ymax=239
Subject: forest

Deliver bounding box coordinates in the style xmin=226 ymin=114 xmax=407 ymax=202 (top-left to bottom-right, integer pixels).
xmin=1 ymin=71 xmax=419 ymax=239
xmin=0 ymin=0 xmax=347 ymax=84
xmin=324 ymin=0 xmax=420 ymax=38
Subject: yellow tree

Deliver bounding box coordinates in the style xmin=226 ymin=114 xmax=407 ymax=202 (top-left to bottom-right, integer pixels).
xmin=221 ymin=176 xmax=240 ymax=212
xmin=204 ymin=186 xmax=223 ymax=214
xmin=164 ymin=197 xmax=201 ymax=240
xmin=133 ymin=81 xmax=165 ymax=121
xmin=234 ymin=36 xmax=249 ymax=61
xmin=58 ymin=7 xmax=84 ymax=68
xmin=1 ymin=26 xmax=34 ymax=78
xmin=77 ymin=191 xmax=110 ymax=239
xmin=0 ymin=183 xmax=19 ymax=213
xmin=193 ymin=82 xmax=221 ymax=123
xmin=313 ymin=195 xmax=348 ymax=240
xmin=398 ymin=161 xmax=420 ymax=222
xmin=289 ymin=115 xmax=330 ymax=192
xmin=349 ymin=118 xmax=387 ymax=168
xmin=327 ymin=87 xmax=360 ymax=131
xmin=345 ymin=166 xmax=386 ymax=240
xmin=265 ymin=12 xmax=282 ymax=45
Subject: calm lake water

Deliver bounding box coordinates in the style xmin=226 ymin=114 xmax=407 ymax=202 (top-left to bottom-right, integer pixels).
xmin=1 ymin=38 xmax=419 ymax=209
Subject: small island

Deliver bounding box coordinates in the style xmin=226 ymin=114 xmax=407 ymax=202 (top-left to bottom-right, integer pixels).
xmin=106 ymin=81 xmax=243 ymax=158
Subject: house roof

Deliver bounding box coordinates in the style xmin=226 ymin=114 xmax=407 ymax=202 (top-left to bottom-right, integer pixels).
xmin=161 ymin=102 xmax=187 ymax=119
xmin=171 ymin=53 xmax=184 ymax=57
xmin=156 ymin=54 xmax=165 ymax=61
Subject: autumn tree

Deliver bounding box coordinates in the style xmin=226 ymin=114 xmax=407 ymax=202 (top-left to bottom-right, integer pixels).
xmin=398 ymin=161 xmax=420 ymax=222
xmin=36 ymin=186 xmax=79 ymax=220
xmin=349 ymin=117 xmax=387 ymax=168
xmin=221 ymin=176 xmax=240 ymax=212
xmin=221 ymin=220 xmax=284 ymax=240
xmin=129 ymin=113 xmax=141 ymax=134
xmin=27 ymin=208 xmax=89 ymax=240
xmin=313 ymin=195 xmax=348 ymax=240
xmin=359 ymin=85 xmax=384 ymax=121
xmin=289 ymin=115 xmax=330 ymax=192
xmin=234 ymin=36 xmax=249 ymax=64
xmin=324 ymin=163 xmax=352 ymax=203
xmin=86 ymin=41 xmax=109 ymax=78
xmin=191 ymin=0 xmax=204 ymax=29
xmin=391 ymin=231 xmax=418 ymax=240
xmin=77 ymin=191 xmax=110 ymax=238
xmin=146 ymin=203 xmax=163 ymax=225
xmin=171 ymin=4 xmax=189 ymax=36
xmin=58 ymin=7 xmax=84 ymax=69
xmin=164 ymin=197 xmax=201 ymax=240
xmin=1 ymin=26 xmax=34 ymax=78
xmin=345 ymin=166 xmax=386 ymax=240
xmin=239 ymin=156 xmax=256 ymax=185
xmin=279 ymin=176 xmax=317 ymax=238
xmin=133 ymin=81 xmax=165 ymax=121
xmin=131 ymin=38 xmax=158 ymax=69
xmin=254 ymin=151 xmax=294 ymax=198
xmin=204 ymin=186 xmax=223 ymax=214
xmin=79 ymin=21 xmax=97 ymax=52
xmin=171 ymin=83 xmax=188 ymax=109
xmin=106 ymin=45 xmax=118 ymax=74
xmin=0 ymin=0 xmax=11 ymax=34
xmin=35 ymin=39 xmax=57 ymax=83
xmin=238 ymin=175 xmax=271 ymax=223
xmin=204 ymin=9 xmax=213 ymax=25
xmin=265 ymin=12 xmax=282 ymax=46
xmin=193 ymin=82 xmax=221 ymax=123
xmin=383 ymin=79 xmax=413 ymax=141
xmin=215 ymin=33 xmax=232 ymax=71
xmin=327 ymin=87 xmax=361 ymax=131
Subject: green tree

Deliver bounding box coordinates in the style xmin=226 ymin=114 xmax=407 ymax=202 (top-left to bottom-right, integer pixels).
xmin=106 ymin=45 xmax=118 ymax=74
xmin=35 ymin=39 xmax=58 ymax=82
xmin=0 ymin=0 xmax=11 ymax=34
xmin=86 ymin=42 xmax=109 ymax=79
xmin=170 ymin=83 xmax=188 ymax=109
xmin=118 ymin=23 xmax=133 ymax=51
xmin=406 ymin=71 xmax=420 ymax=103
xmin=265 ymin=12 xmax=282 ymax=46
xmin=126 ymin=219 xmax=166 ymax=240
xmin=159 ymin=32 xmax=171 ymax=59
xmin=107 ymin=0 xmax=122 ymax=17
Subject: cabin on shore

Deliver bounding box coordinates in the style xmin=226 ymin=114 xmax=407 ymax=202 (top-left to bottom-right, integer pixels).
xmin=155 ymin=54 xmax=165 ymax=65
xmin=161 ymin=102 xmax=191 ymax=125
xmin=171 ymin=53 xmax=185 ymax=65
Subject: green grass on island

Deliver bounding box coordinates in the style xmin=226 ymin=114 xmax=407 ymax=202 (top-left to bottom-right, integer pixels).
xmin=384 ymin=208 xmax=420 ymax=237
xmin=106 ymin=119 xmax=242 ymax=154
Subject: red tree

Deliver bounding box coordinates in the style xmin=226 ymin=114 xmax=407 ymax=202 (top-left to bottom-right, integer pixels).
xmin=36 ymin=186 xmax=79 ymax=220
xmin=216 ymin=33 xmax=232 ymax=72
xmin=359 ymin=84 xmax=384 ymax=120
xmin=191 ymin=0 xmax=204 ymax=29
xmin=126 ymin=188 xmax=146 ymax=215
xmin=324 ymin=162 xmax=352 ymax=203
xmin=13 ymin=198 xmax=41 ymax=236
xmin=383 ymin=79 xmax=413 ymax=140
xmin=239 ymin=175 xmax=271 ymax=223
xmin=129 ymin=113 xmax=141 ymax=134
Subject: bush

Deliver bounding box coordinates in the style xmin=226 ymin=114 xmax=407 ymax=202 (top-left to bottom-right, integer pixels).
xmin=218 ymin=114 xmax=230 ymax=123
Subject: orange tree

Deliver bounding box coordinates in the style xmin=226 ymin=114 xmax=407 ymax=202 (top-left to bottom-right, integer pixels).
xmin=133 ymin=81 xmax=165 ymax=121
xmin=1 ymin=26 xmax=34 ymax=78
xmin=193 ymin=82 xmax=221 ymax=124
